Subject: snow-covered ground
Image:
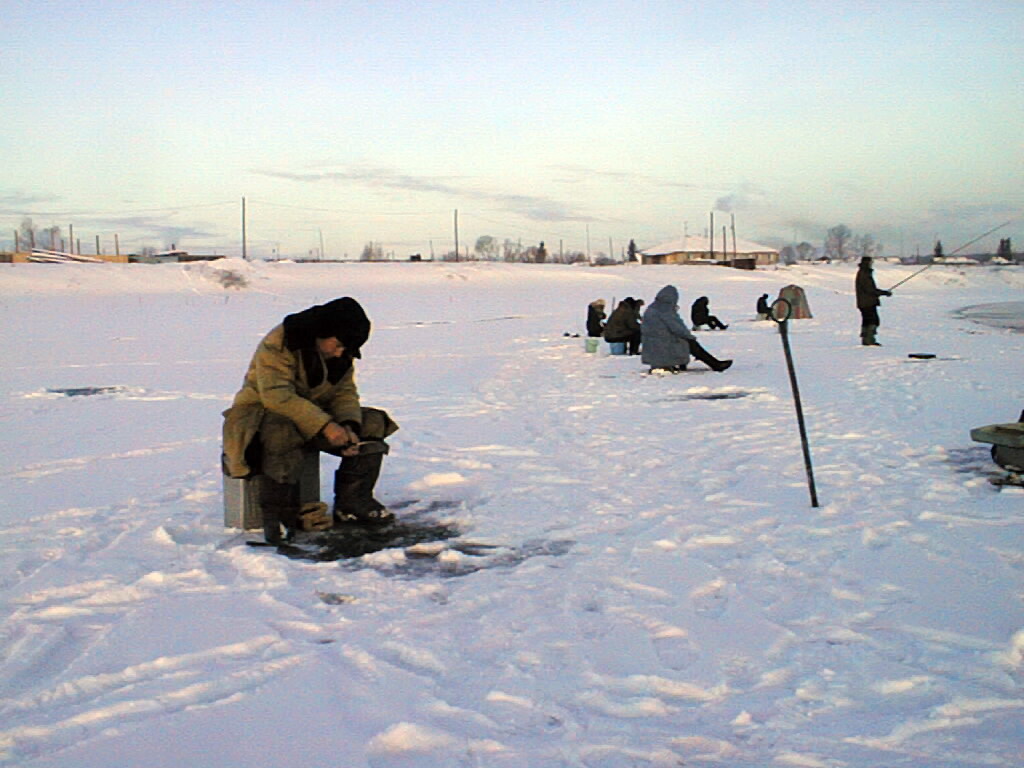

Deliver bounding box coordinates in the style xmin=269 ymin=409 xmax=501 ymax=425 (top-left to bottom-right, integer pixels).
xmin=1 ymin=258 xmax=1022 ymax=768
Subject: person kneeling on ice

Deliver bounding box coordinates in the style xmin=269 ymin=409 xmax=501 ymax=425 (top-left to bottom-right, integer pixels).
xmin=642 ymin=285 xmax=732 ymax=373
xmin=221 ymin=297 xmax=399 ymax=544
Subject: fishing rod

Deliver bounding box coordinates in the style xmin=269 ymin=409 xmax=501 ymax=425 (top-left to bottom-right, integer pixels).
xmin=887 ymin=220 xmax=1014 ymax=292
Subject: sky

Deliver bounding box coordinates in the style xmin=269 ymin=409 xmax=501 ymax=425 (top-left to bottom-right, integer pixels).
xmin=1 ymin=0 xmax=1021 ymax=260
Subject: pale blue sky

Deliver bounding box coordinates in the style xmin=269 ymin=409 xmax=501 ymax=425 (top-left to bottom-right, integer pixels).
xmin=2 ymin=0 xmax=1021 ymax=258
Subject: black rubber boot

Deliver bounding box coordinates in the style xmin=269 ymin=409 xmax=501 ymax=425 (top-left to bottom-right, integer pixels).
xmin=257 ymin=476 xmax=301 ymax=544
xmin=688 ymin=339 xmax=732 ymax=372
xmin=333 ymin=451 xmax=393 ymax=525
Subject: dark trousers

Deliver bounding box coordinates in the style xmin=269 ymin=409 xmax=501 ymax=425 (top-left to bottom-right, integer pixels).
xmin=859 ymin=306 xmax=879 ymax=328
xmin=627 ymin=330 xmax=641 ymax=355
xmin=688 ymin=339 xmax=724 ymax=368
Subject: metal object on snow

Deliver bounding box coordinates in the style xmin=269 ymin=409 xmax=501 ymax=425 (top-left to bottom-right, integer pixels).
xmin=771 ymin=298 xmax=820 ymax=508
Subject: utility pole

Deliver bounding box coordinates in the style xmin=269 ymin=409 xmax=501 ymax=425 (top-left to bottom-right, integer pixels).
xmin=95 ymin=235 xmax=101 ymax=255
xmin=709 ymin=212 xmax=715 ymax=260
xmin=69 ymin=224 xmax=74 ymax=253
xmin=114 ymin=234 xmax=120 ymax=257
xmin=730 ymin=214 xmax=737 ymax=260
xmin=608 ymin=237 xmax=613 ymax=263
xmin=453 ymin=209 xmax=459 ymax=262
xmin=319 ymin=229 xmax=325 ymax=261
xmin=241 ymin=197 xmax=247 ymax=261
xmin=586 ymin=224 xmax=591 ymax=262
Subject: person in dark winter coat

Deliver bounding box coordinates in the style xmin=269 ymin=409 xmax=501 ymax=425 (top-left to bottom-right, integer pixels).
xmin=586 ymin=299 xmax=606 ymax=337
xmin=690 ymin=296 xmax=728 ymax=330
xmin=756 ymin=293 xmax=771 ymax=320
xmin=603 ymin=298 xmax=642 ymax=355
xmin=630 ymin=298 xmax=644 ymax=354
xmin=222 ymin=297 xmax=399 ymax=543
xmin=642 ymin=286 xmax=732 ymax=372
xmin=855 ymin=257 xmax=892 ymax=346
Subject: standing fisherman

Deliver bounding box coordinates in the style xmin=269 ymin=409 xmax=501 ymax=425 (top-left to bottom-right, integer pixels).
xmin=855 ymin=257 xmax=892 ymax=346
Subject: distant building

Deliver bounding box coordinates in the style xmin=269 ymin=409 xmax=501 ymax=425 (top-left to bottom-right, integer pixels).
xmin=641 ymin=234 xmax=779 ymax=266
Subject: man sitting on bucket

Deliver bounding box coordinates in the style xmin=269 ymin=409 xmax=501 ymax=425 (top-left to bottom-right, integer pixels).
xmin=222 ymin=297 xmax=398 ymax=544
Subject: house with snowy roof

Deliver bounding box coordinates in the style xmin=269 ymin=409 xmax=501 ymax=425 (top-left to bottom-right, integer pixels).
xmin=641 ymin=234 xmax=779 ymax=267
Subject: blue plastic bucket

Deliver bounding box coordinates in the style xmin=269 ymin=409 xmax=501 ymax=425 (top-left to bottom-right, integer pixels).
xmin=608 ymin=342 xmax=626 ymax=355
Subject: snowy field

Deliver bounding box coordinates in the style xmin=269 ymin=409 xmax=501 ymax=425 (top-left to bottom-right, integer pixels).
xmin=0 ymin=258 xmax=1022 ymax=768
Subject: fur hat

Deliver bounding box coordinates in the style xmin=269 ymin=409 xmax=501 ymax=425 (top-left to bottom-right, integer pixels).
xmin=283 ymin=297 xmax=370 ymax=357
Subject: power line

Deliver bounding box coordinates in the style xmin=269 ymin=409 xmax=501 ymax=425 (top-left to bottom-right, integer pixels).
xmin=248 ymin=199 xmax=449 ymax=216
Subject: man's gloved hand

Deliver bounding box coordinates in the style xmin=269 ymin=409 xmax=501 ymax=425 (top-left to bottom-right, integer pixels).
xmin=321 ymin=422 xmax=360 ymax=456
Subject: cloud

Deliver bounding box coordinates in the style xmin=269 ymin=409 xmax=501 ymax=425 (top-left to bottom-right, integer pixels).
xmin=925 ymin=201 xmax=1020 ymax=222
xmin=0 ymin=192 xmax=64 ymax=217
xmin=251 ymin=165 xmax=594 ymax=223
xmin=95 ymin=216 xmax=221 ymax=245
xmin=546 ymin=164 xmax=715 ymax=192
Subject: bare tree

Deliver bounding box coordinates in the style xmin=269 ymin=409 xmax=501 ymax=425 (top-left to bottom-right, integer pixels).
xmin=796 ymin=241 xmax=816 ymax=261
xmin=502 ymin=239 xmax=524 ymax=262
xmin=824 ymin=225 xmax=853 ymax=261
xmin=360 ymin=242 xmax=383 ymax=262
xmin=474 ymin=235 xmax=498 ymax=260
xmin=18 ymin=217 xmax=37 ymax=250
xmin=852 ymin=233 xmax=883 ymax=260
xmin=779 ymin=245 xmax=798 ymax=265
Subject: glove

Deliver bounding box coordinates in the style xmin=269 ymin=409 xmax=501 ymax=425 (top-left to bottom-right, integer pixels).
xmin=882 ymin=290 xmax=892 ymax=297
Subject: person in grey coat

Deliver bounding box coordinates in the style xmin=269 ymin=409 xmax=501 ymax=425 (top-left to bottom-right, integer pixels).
xmin=641 ymin=285 xmax=732 ymax=372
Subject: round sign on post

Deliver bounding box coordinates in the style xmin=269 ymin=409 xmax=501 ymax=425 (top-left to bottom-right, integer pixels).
xmin=770 ymin=297 xmax=792 ymax=324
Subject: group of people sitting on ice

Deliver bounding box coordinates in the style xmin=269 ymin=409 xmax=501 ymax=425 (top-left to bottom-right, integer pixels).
xmin=588 ymin=287 xmax=734 ymax=373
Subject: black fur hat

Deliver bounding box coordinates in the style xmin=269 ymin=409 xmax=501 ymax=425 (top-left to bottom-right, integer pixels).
xmin=283 ymin=297 xmax=370 ymax=357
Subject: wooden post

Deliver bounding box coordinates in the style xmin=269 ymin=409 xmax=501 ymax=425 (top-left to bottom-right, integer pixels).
xmin=14 ymin=231 xmax=19 ymax=252
xmin=69 ymin=224 xmax=74 ymax=253
xmin=114 ymin=234 xmax=120 ymax=256
xmin=453 ymin=209 xmax=459 ymax=262
xmin=96 ymin=235 xmax=101 ymax=255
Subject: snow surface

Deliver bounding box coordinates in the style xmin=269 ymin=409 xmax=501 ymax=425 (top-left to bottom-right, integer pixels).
xmin=0 ymin=258 xmax=1022 ymax=768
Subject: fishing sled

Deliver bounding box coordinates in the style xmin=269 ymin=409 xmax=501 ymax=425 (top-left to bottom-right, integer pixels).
xmin=971 ymin=419 xmax=1024 ymax=473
